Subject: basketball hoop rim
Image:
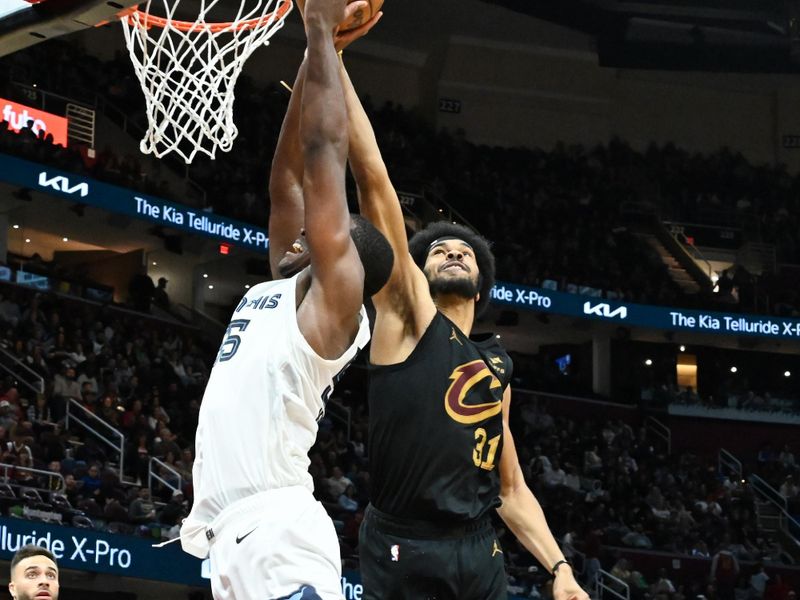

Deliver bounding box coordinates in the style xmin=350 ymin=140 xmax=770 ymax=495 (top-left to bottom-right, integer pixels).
xmin=123 ymin=0 xmax=293 ymax=32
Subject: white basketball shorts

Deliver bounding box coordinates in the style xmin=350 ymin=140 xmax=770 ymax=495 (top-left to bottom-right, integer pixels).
xmin=206 ymin=486 xmax=344 ymax=600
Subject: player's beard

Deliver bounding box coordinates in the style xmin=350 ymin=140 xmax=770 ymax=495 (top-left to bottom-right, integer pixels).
xmin=428 ymin=274 xmax=479 ymax=300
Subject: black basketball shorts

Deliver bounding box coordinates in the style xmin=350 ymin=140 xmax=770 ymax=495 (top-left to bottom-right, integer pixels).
xmin=358 ymin=505 xmax=508 ymax=600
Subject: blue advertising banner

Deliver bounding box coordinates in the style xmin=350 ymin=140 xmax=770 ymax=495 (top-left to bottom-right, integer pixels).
xmin=491 ymin=281 xmax=800 ymax=340
xmin=0 ymin=517 xmax=206 ymax=587
xmin=0 ymin=518 xmax=532 ymax=596
xmin=0 ymin=153 xmax=270 ymax=253
xmin=340 ymin=570 xmax=529 ymax=600
xmin=0 ymin=517 xmax=531 ymax=595
xmin=6 ymin=152 xmax=797 ymax=342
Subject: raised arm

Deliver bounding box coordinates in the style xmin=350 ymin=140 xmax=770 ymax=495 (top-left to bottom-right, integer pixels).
xmin=267 ymin=0 xmax=369 ymax=279
xmin=296 ymin=0 xmax=366 ymax=358
xmin=339 ymin=60 xmax=436 ymax=349
xmin=268 ymin=59 xmax=308 ymax=278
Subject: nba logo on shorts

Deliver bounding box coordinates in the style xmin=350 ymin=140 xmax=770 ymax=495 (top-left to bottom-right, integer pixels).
xmin=390 ymin=544 xmax=400 ymax=562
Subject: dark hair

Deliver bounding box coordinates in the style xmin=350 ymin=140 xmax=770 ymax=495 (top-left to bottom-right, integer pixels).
xmin=349 ymin=215 xmax=394 ymax=298
xmin=408 ymin=221 xmax=495 ymax=316
xmin=10 ymin=545 xmax=57 ymax=578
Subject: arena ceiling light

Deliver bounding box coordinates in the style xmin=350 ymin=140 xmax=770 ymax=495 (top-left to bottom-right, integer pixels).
xmin=730 ymin=366 xmax=738 ymax=373
xmin=785 ymin=371 xmax=792 ymax=378
xmin=12 ymin=224 xmax=19 ymax=229
xmin=679 ymin=345 xmax=686 ymax=352
xmin=644 ymin=359 xmax=653 ymax=366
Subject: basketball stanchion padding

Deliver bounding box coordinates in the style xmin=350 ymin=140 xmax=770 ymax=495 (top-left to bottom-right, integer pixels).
xmin=121 ymin=0 xmax=293 ymax=164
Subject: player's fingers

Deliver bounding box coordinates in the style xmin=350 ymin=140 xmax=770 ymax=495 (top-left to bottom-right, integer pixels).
xmin=334 ymin=12 xmax=382 ymax=51
xmin=343 ymin=0 xmax=369 ymax=22
xmin=349 ymin=10 xmax=382 ymax=38
xmin=348 ymin=12 xmax=382 ymax=38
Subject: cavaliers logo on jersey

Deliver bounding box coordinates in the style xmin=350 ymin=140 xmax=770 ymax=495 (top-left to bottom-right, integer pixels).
xmin=444 ymin=359 xmax=503 ymax=425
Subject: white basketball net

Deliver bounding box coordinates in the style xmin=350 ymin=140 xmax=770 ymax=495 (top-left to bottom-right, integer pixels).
xmin=121 ymin=0 xmax=292 ymax=164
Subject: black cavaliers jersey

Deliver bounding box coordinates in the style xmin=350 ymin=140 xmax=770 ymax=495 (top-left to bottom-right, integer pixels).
xmin=368 ymin=311 xmax=513 ymax=522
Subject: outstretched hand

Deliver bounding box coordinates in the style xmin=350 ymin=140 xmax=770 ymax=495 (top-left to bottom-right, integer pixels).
xmin=335 ymin=10 xmax=383 ymax=52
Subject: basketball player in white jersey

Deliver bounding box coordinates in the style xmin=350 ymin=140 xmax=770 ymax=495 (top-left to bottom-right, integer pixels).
xmin=179 ymin=1 xmax=391 ymax=598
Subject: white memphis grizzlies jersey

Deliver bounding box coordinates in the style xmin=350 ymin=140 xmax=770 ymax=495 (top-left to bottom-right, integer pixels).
xmin=180 ymin=273 xmax=369 ymax=558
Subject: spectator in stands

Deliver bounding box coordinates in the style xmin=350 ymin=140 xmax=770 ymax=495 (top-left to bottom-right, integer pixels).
xmin=621 ymin=523 xmax=654 ymax=549
xmin=323 ymin=466 xmax=353 ymax=502
xmin=4 ymin=434 xmax=33 ymax=470
xmin=542 ymin=459 xmax=568 ymax=488
xmin=103 ymin=496 xmax=128 ymax=524
xmin=67 ymin=342 xmax=86 ymax=365
xmin=750 ymin=564 xmax=770 ymax=599
xmin=80 ymin=464 xmax=102 ymax=496
xmin=128 ymin=487 xmax=156 ymax=526
xmin=77 ymin=366 xmax=98 ymax=395
xmin=153 ymin=277 xmax=169 ymax=310
xmin=79 ymin=385 xmax=97 ymax=415
xmin=63 ymin=474 xmax=81 ymax=506
xmin=779 ymin=476 xmax=798 ymax=499
xmin=0 ymin=292 xmax=21 ymax=327
xmin=337 ymin=484 xmax=359 ymax=513
xmin=347 ymin=429 xmax=366 ymax=465
xmin=129 ymin=433 xmax=151 ymax=485
xmin=652 ymin=568 xmax=677 ymax=600
xmin=127 ymin=266 xmax=155 ymax=313
xmin=157 ymin=489 xmax=187 ymax=529
xmin=610 ymin=558 xmax=648 ymax=600
xmin=0 ymin=400 xmax=17 ymax=431
xmin=175 ymin=448 xmax=193 ymax=483
xmin=711 ymin=545 xmax=741 ymax=600
xmin=153 ymin=427 xmax=180 ymax=459
xmin=39 ymin=460 xmax=60 ymax=490
xmin=584 ymin=444 xmax=603 ymax=474
xmin=52 ymin=365 xmax=80 ymax=405
xmin=564 ymin=465 xmax=581 ymax=493
xmin=27 ymin=396 xmax=54 ymax=434
xmin=778 ymin=445 xmax=795 ymax=469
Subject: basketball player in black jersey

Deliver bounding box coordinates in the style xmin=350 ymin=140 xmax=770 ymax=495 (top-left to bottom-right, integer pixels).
xmin=339 ymin=60 xmax=590 ymax=600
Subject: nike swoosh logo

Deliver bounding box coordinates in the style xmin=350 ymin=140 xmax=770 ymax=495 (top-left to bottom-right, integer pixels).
xmin=235 ymin=528 xmax=257 ymax=544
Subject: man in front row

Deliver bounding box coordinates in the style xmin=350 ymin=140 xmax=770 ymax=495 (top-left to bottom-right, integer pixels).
xmin=8 ymin=545 xmax=59 ymax=600
xmin=179 ymin=0 xmax=392 ymax=598
xmin=339 ymin=39 xmax=592 ymax=600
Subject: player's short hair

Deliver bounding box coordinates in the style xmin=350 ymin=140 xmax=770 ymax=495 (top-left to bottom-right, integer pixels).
xmin=408 ymin=221 xmax=495 ymax=316
xmin=350 ymin=215 xmax=394 ymax=298
xmin=10 ymin=545 xmax=57 ymax=578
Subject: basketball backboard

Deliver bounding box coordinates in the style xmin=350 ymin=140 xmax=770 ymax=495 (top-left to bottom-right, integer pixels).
xmin=0 ymin=0 xmax=139 ymax=57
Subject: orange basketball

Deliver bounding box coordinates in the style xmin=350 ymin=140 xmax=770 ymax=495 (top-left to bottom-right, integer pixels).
xmin=294 ymin=0 xmax=384 ymax=32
